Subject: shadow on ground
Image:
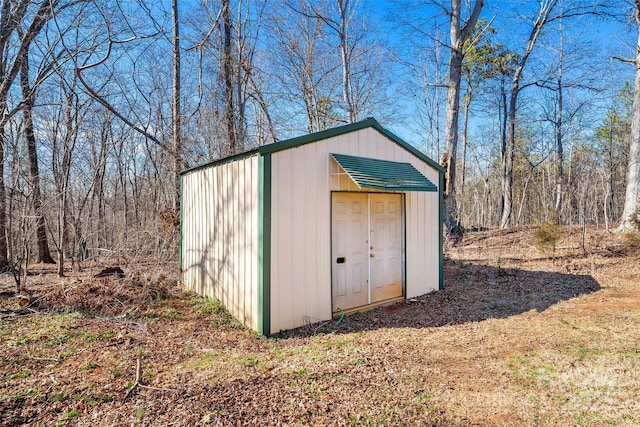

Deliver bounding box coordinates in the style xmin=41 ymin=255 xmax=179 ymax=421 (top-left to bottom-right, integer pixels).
xmin=283 ymin=261 xmax=601 ymax=337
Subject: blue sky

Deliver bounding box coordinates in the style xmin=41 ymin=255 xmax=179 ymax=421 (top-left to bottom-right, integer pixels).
xmin=153 ymin=0 xmax=637 ymax=162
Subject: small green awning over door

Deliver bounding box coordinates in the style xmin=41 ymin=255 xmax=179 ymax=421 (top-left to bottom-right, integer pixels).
xmin=331 ymin=153 xmax=438 ymax=192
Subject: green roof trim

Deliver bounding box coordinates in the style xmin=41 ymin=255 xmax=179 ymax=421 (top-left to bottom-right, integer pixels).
xmin=332 ymin=153 xmax=438 ymax=192
xmin=181 ymin=148 xmax=259 ymax=176
xmin=258 ymin=118 xmax=445 ymax=174
xmin=180 ymin=118 xmax=445 ymax=177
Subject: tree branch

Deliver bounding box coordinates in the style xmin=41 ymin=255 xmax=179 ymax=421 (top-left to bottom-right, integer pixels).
xmin=612 ymin=55 xmax=636 ymax=65
xmin=459 ymin=0 xmax=485 ymax=42
xmin=75 ymin=67 xmax=168 ymax=151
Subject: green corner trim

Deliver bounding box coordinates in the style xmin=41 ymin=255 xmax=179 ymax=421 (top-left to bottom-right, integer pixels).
xmin=438 ymin=172 xmax=444 ymax=291
xmin=258 ymin=154 xmax=272 ymax=336
xmin=403 ymin=194 xmax=408 ymax=298
xmin=179 ymin=174 xmax=184 ymax=274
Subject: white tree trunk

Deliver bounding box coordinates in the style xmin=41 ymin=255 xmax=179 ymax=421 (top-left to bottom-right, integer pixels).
xmin=618 ymin=3 xmax=640 ymax=231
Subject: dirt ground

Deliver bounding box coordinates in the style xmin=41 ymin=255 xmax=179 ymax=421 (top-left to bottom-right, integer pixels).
xmin=1 ymin=225 xmax=639 ymax=426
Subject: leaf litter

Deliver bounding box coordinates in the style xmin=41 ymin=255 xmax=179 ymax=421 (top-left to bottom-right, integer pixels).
xmin=0 ymin=226 xmax=639 ymax=426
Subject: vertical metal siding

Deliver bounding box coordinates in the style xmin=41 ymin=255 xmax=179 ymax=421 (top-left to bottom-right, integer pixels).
xmin=181 ymin=155 xmax=260 ymax=331
xmin=269 ymin=127 xmax=440 ymax=333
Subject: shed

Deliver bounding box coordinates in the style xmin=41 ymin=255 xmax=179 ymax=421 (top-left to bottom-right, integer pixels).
xmin=180 ymin=118 xmax=444 ymax=335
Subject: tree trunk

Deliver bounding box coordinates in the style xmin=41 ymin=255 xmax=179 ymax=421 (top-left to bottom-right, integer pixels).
xmin=459 ymin=91 xmax=471 ymax=225
xmin=498 ymin=74 xmax=508 ymax=222
xmin=500 ymin=0 xmax=556 ymax=228
xmin=516 ymin=165 xmax=535 ymax=225
xmin=337 ymin=0 xmax=356 ymax=123
xmin=222 ymin=0 xmax=236 ymax=154
xmin=554 ymin=77 xmax=564 ymax=218
xmin=554 ymin=23 xmax=564 ymax=220
xmin=443 ymin=47 xmax=464 ymax=232
xmin=603 ymin=173 xmax=611 ymax=231
xmin=57 ymin=191 xmax=68 ymax=277
xmin=618 ymin=1 xmax=640 ymax=232
xmin=171 ymin=0 xmax=182 ymax=211
xmin=500 ymin=82 xmax=517 ymax=229
xmin=20 ymin=48 xmax=55 ymax=264
xmin=55 ymin=81 xmax=78 ymax=277
xmin=442 ymin=0 xmax=483 ymax=234
xmin=0 ymin=124 xmax=8 ymax=271
xmin=248 ymin=75 xmax=277 ymax=143
xmin=0 ymin=0 xmax=60 ymax=272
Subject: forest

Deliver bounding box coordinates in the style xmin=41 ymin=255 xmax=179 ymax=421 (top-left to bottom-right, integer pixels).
xmin=1 ymin=0 xmax=640 ymax=277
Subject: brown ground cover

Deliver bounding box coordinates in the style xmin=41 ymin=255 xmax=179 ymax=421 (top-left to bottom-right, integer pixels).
xmin=1 ymin=226 xmax=639 ymax=426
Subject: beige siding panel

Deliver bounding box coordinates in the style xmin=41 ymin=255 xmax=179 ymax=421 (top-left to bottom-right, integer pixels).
xmin=270 ymin=127 xmax=441 ymax=333
xmin=405 ymin=192 xmax=419 ymax=297
xmin=270 ymin=144 xmax=333 ymax=334
xmin=181 ymin=155 xmax=260 ymax=331
xmin=270 ymin=146 xmax=330 ymax=334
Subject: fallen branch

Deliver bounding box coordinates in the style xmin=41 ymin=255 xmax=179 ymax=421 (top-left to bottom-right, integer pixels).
xmin=123 ymin=357 xmax=142 ymax=403
xmin=0 ymin=307 xmax=36 ymax=320
xmin=24 ymin=344 xmax=61 ymax=363
xmin=28 ymin=355 xmax=59 ymax=362
xmin=139 ymin=384 xmax=174 ymax=392
xmin=122 ymin=357 xmax=173 ymax=401
xmin=26 ymin=287 xmax=63 ymax=309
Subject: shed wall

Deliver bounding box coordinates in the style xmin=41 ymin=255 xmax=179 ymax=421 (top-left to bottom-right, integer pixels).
xmin=181 ymin=155 xmax=260 ymax=331
xmin=269 ymin=127 xmax=440 ymax=333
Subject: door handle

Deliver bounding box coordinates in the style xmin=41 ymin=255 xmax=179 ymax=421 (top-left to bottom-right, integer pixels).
xmin=370 ymin=254 xmax=375 ymax=258
xmin=336 ymin=257 xmax=346 ymax=264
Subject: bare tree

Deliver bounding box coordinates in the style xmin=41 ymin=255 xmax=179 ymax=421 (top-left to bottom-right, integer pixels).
xmin=500 ymin=0 xmax=615 ymax=228
xmin=442 ymin=0 xmax=484 ymax=235
xmin=19 ymin=43 xmax=56 ymax=264
xmin=268 ymin=0 xmax=338 ymax=132
xmin=547 ymin=18 xmax=567 ymax=219
xmin=221 ymin=0 xmax=237 ymax=152
xmin=189 ymin=0 xmax=275 ymax=153
xmin=500 ymin=0 xmax=559 ymax=228
xmin=617 ymin=0 xmax=640 ymax=231
xmin=593 ymin=85 xmax=632 ymax=227
xmin=293 ymin=0 xmax=362 ymax=123
xmin=0 ymin=0 xmax=90 ymax=270
xmin=533 ymin=14 xmax=601 ymax=224
xmin=335 ymin=0 xmax=356 ymax=123
xmin=172 ymin=0 xmax=182 ymax=210
xmin=50 ymin=70 xmax=90 ymax=276
xmin=458 ymin=20 xmax=498 ymax=227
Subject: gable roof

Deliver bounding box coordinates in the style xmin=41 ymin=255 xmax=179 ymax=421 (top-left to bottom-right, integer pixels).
xmin=181 ymin=117 xmax=444 ymax=176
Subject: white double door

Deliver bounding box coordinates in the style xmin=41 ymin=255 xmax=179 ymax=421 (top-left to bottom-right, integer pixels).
xmin=331 ymin=193 xmax=403 ymax=311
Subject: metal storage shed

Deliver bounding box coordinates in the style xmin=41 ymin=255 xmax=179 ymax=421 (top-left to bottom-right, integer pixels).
xmin=180 ymin=118 xmax=444 ymax=335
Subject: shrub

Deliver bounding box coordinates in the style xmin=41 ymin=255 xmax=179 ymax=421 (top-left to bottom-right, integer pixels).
xmin=622 ymin=232 xmax=640 ymax=258
xmin=534 ymin=222 xmax=561 ymax=254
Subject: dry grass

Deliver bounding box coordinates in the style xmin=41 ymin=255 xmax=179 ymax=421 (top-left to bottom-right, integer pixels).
xmin=0 ymin=226 xmax=639 ymax=426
